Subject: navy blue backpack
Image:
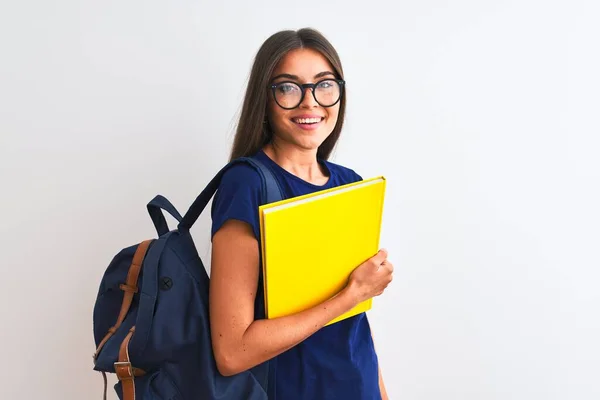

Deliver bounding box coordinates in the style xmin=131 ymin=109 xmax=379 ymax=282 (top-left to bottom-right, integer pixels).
xmin=92 ymin=157 xmax=283 ymax=400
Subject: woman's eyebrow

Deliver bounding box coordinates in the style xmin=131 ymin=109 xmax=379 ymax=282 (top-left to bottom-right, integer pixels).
xmin=314 ymin=71 xmax=335 ymax=79
xmin=271 ymin=73 xmax=298 ymax=81
xmin=271 ymin=71 xmax=336 ymax=81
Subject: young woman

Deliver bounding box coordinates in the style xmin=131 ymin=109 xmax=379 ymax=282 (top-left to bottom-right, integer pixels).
xmin=209 ymin=28 xmax=394 ymax=399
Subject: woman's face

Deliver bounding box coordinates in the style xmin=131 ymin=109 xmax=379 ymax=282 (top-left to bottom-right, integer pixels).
xmin=266 ymin=48 xmax=341 ymax=153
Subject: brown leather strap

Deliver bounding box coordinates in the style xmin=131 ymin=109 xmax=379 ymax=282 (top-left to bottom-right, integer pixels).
xmin=94 ymin=239 xmax=153 ymax=360
xmin=102 ymin=371 xmax=107 ymax=400
xmin=115 ymin=326 xmax=146 ymax=400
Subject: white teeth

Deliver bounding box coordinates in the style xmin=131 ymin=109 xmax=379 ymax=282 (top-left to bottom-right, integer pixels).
xmin=294 ymin=117 xmax=322 ymax=124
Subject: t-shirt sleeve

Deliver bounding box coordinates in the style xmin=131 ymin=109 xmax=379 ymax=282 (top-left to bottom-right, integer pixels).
xmin=210 ymin=164 xmax=263 ymax=240
xmin=341 ymin=165 xmax=363 ymax=183
xmin=323 ymin=160 xmax=363 ymax=184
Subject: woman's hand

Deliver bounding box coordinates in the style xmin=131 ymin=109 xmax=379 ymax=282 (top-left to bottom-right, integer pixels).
xmin=346 ymin=249 xmax=394 ymax=304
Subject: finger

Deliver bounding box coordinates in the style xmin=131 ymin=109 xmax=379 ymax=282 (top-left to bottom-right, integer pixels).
xmin=372 ymin=248 xmax=388 ymax=265
xmin=382 ymin=261 xmax=394 ymax=273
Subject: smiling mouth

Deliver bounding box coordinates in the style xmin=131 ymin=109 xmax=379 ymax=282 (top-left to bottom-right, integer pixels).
xmin=292 ymin=117 xmax=324 ymax=125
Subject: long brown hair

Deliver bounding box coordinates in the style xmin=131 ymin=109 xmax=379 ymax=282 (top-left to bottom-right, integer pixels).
xmin=229 ymin=28 xmax=346 ymax=161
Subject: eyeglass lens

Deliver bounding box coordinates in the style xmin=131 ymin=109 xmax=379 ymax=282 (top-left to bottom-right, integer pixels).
xmin=273 ymin=80 xmax=341 ymax=109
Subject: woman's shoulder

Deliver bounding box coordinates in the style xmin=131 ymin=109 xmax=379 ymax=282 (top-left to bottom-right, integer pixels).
xmin=323 ymin=159 xmax=363 ymax=184
xmin=211 ymin=162 xmax=264 ymax=239
xmin=212 ymin=161 xmax=264 ymax=211
xmin=219 ymin=161 xmax=264 ymax=189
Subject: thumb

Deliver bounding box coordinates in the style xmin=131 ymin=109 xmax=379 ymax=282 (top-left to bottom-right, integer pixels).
xmin=373 ymin=248 xmax=388 ymax=265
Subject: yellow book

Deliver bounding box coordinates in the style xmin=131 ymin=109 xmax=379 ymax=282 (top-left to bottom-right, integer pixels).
xmin=258 ymin=176 xmax=386 ymax=326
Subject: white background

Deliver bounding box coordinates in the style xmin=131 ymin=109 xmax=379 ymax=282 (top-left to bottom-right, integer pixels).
xmin=1 ymin=1 xmax=599 ymax=399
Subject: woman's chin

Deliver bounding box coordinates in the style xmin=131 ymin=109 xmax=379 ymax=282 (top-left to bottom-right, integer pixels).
xmin=299 ymin=137 xmax=329 ymax=152
xmin=271 ymin=126 xmax=331 ymax=152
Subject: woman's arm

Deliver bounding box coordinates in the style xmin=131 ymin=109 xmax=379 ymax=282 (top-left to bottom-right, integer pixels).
xmin=379 ymin=365 xmax=389 ymax=399
xmin=372 ymin=333 xmax=389 ymax=400
xmin=209 ymin=219 xmax=392 ymax=376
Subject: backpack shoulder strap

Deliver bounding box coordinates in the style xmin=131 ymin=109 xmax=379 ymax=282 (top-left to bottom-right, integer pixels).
xmin=243 ymin=157 xmax=284 ymax=205
xmin=178 ymin=156 xmax=284 ymax=232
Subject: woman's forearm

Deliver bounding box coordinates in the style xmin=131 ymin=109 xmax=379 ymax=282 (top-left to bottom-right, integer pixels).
xmin=217 ymin=285 xmax=358 ymax=376
xmin=379 ymin=366 xmax=389 ymax=399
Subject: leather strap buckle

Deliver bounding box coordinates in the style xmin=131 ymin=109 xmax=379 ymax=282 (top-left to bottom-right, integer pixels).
xmin=114 ymin=361 xmax=134 ymax=381
xmin=119 ymin=283 xmax=139 ymax=293
xmin=114 ymin=361 xmax=145 ymax=380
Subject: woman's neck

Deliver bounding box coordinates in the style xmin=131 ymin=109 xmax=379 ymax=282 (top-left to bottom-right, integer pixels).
xmin=263 ymin=141 xmax=329 ymax=185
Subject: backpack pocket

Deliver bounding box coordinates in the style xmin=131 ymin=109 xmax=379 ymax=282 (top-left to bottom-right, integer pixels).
xmin=116 ymin=368 xmax=182 ymax=400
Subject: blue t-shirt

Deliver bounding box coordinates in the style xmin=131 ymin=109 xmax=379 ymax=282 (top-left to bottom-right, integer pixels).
xmin=211 ymin=149 xmax=381 ymax=400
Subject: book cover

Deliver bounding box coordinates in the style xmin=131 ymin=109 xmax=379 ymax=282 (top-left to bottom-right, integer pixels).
xmin=258 ymin=176 xmax=386 ymax=326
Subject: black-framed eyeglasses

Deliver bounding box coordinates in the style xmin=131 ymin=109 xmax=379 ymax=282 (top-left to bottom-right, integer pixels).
xmin=270 ymin=78 xmax=345 ymax=110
